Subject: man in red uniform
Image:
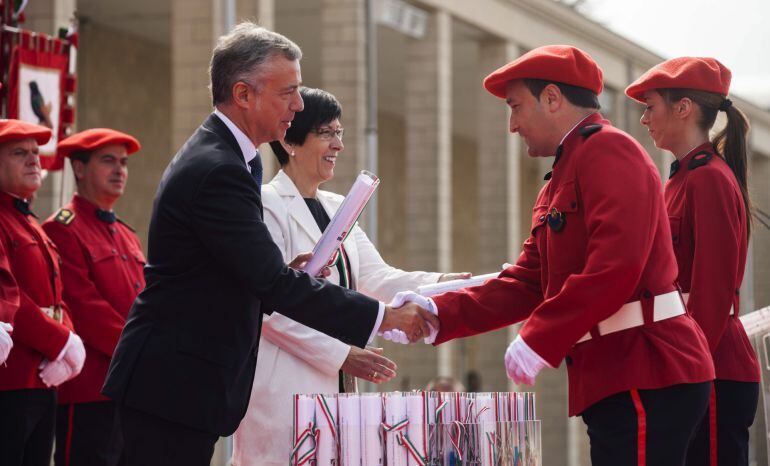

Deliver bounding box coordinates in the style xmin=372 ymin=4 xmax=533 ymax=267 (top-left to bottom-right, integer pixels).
xmin=0 ymin=119 xmax=86 ymax=466
xmin=43 ymin=128 xmax=145 ymax=466
xmin=390 ymin=46 xmax=716 ymax=465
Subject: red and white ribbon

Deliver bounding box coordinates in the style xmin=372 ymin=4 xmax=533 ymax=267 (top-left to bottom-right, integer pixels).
xmin=290 ymin=423 xmax=319 ymax=466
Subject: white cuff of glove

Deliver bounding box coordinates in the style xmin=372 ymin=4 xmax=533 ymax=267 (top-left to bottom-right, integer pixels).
xmin=56 ymin=332 xmax=86 ymax=376
xmin=380 ymin=292 xmax=439 ymax=344
xmin=0 ymin=322 xmax=13 ymax=365
xmin=504 ymin=335 xmax=550 ymax=386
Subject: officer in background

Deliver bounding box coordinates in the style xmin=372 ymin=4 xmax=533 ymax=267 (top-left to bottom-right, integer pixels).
xmin=43 ymin=128 xmax=145 ymax=466
xmin=389 ymin=46 xmax=716 ymax=465
xmin=0 ymin=119 xmax=85 ymax=466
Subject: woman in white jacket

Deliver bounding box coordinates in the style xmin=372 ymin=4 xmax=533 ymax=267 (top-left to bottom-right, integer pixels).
xmin=231 ymin=88 xmax=468 ymax=466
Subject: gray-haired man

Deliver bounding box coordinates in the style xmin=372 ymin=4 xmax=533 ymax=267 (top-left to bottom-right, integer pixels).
xmin=102 ymin=23 xmax=437 ymax=466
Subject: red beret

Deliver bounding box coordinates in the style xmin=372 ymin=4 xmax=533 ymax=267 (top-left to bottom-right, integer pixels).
xmin=625 ymin=57 xmax=731 ymax=103
xmin=58 ymin=128 xmax=141 ymax=159
xmin=483 ymin=45 xmax=604 ymax=98
xmin=0 ymin=119 xmax=52 ymax=146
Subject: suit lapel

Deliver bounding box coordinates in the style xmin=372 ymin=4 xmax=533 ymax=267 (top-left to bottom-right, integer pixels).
xmin=202 ymin=113 xmax=244 ymax=163
xmin=271 ymin=171 xmax=322 ymax=243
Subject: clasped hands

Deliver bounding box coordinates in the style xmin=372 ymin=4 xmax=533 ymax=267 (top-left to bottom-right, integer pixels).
xmin=38 ymin=331 xmax=86 ymax=388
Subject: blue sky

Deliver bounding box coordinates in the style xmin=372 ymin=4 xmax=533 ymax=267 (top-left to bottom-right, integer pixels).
xmin=572 ymin=0 xmax=770 ymax=108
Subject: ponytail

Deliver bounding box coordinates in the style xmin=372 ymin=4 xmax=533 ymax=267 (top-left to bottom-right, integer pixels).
xmin=712 ymin=103 xmax=752 ymax=238
xmin=661 ymin=88 xmax=753 ymax=238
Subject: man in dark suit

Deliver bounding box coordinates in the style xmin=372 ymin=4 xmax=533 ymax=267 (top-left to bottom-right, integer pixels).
xmin=102 ymin=23 xmax=437 ymax=466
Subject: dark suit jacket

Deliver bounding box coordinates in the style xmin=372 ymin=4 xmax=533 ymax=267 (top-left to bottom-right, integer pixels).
xmin=102 ymin=114 xmax=378 ymax=436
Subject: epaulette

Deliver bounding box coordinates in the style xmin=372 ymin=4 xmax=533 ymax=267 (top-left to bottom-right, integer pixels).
xmin=688 ymin=151 xmax=713 ymax=170
xmin=54 ymin=209 xmax=75 ymax=225
xmin=117 ymin=218 xmax=136 ymax=232
xmin=579 ymin=124 xmax=603 ymax=138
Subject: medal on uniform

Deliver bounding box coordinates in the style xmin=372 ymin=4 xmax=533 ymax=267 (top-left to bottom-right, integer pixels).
xmin=547 ymin=207 xmax=565 ymax=232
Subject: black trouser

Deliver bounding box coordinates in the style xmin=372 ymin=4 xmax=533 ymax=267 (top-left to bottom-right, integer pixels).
xmin=685 ymin=380 xmax=759 ymax=466
xmin=54 ymin=401 xmax=125 ymax=466
xmin=119 ymin=404 xmax=219 ymax=466
xmin=0 ymin=389 xmax=57 ymax=466
xmin=582 ymin=382 xmax=711 ymax=466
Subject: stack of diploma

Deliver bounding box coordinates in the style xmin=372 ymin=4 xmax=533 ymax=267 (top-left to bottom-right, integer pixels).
xmin=291 ymin=391 xmax=541 ymax=466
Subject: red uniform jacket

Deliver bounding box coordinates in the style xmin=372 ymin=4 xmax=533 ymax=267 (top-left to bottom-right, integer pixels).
xmin=43 ymin=194 xmax=146 ymax=404
xmin=665 ymin=143 xmax=759 ymax=382
xmin=433 ymin=113 xmax=715 ymax=415
xmin=0 ymin=191 xmax=74 ymax=390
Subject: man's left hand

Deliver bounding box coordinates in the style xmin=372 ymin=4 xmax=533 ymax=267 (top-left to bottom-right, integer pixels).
xmin=504 ymin=335 xmax=549 ymax=386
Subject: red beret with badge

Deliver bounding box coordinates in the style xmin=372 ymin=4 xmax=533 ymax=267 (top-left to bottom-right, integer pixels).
xmin=483 ymin=45 xmax=604 ymax=98
xmin=57 ymin=128 xmax=141 ymax=159
xmin=625 ymin=57 xmax=731 ymax=103
xmin=0 ymin=119 xmax=52 ymax=146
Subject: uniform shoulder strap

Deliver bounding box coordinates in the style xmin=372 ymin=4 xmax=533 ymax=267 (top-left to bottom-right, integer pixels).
xmin=54 ymin=208 xmax=75 ymax=226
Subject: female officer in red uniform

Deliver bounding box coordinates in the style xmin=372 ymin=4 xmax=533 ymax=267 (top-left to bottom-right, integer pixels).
xmin=43 ymin=128 xmax=145 ymax=466
xmin=626 ymin=57 xmax=759 ymax=466
xmin=0 ymin=120 xmax=86 ymax=466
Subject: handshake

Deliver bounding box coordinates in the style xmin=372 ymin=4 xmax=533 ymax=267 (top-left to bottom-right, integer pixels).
xmin=378 ymin=291 xmax=439 ymax=344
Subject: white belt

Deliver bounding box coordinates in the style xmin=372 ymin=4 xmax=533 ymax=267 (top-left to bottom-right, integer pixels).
xmin=576 ymin=291 xmax=685 ymax=344
xmin=681 ymin=293 xmax=734 ymax=315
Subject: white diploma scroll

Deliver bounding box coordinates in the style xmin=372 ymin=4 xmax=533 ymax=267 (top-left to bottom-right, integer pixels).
xmin=302 ymin=171 xmax=380 ymax=277
xmin=292 ymin=394 xmax=317 ymax=466
xmin=475 ymin=394 xmax=497 ymax=466
xmin=338 ymin=393 xmax=362 ymax=466
xmin=360 ymin=394 xmax=384 ymax=465
xmin=417 ymin=272 xmax=500 ymax=297
xmin=315 ymin=394 xmax=338 ymax=465
xmin=384 ymin=392 xmax=409 ymax=466
xmin=406 ymin=393 xmax=429 ymax=466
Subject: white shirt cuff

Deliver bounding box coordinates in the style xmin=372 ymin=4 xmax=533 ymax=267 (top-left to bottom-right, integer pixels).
xmin=368 ymin=302 xmax=385 ymax=344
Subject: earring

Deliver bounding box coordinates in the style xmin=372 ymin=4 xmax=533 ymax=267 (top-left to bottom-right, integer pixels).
xmin=290 ymin=151 xmax=295 ymax=157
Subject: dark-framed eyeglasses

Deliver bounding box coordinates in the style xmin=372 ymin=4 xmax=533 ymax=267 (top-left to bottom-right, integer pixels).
xmin=312 ymin=127 xmax=344 ymax=141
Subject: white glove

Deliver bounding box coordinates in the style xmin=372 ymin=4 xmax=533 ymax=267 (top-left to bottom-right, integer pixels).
xmin=0 ymin=322 xmax=13 ymax=365
xmin=61 ymin=332 xmax=86 ymax=376
xmin=504 ymin=335 xmax=549 ymax=386
xmin=39 ymin=359 xmax=73 ymax=387
xmin=39 ymin=332 xmax=86 ymax=387
xmin=380 ymin=291 xmax=439 ymax=344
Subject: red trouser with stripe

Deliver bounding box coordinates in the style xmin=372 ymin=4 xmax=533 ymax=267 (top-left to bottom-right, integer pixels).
xmin=581 ymin=382 xmax=710 ymax=466
xmin=685 ymin=380 xmax=759 ymax=466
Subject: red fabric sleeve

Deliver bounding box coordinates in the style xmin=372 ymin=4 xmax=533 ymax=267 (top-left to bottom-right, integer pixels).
xmin=685 ymin=168 xmax=743 ymax=353
xmin=433 ymin=212 xmax=544 ymax=343
xmin=0 ymin=241 xmax=20 ymax=322
xmin=11 ymin=291 xmax=71 ymax=360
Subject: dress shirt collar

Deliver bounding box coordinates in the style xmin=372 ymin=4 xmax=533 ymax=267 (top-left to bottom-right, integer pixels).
xmin=558 ymin=112 xmax=597 ymax=147
xmin=213 ymin=108 xmax=258 ymax=169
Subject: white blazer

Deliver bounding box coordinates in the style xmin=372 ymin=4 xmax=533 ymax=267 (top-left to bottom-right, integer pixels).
xmin=232 ymin=170 xmax=441 ymax=466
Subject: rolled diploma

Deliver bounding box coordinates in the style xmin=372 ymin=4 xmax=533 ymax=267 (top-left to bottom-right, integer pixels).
xmin=475 ymin=394 xmax=496 ymax=466
xmin=406 ymin=393 xmax=428 ymax=466
xmin=292 ymin=394 xmax=316 ymax=465
xmin=315 ymin=394 xmax=338 ymax=465
xmin=417 ymin=272 xmax=500 ymax=297
xmin=338 ymin=394 xmax=361 ymax=466
xmin=360 ymin=394 xmax=384 ymax=465
xmin=302 ymin=171 xmax=379 ymax=276
xmin=385 ymin=393 xmax=409 ymax=466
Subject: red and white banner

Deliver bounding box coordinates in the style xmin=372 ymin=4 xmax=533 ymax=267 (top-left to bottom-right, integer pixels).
xmin=3 ymin=30 xmax=76 ymax=170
